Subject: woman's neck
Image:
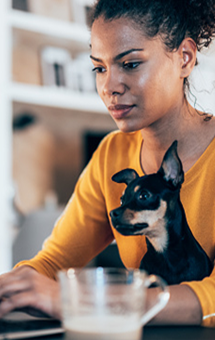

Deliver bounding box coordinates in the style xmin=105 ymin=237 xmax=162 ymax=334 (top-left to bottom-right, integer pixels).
xmin=140 ymin=103 xmax=215 ymax=175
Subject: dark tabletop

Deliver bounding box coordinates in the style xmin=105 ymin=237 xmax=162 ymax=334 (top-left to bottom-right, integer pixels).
xmin=143 ymin=325 xmax=215 ymax=340
xmin=32 ymin=325 xmax=215 ymax=340
xmin=1 ymin=312 xmax=215 ymax=340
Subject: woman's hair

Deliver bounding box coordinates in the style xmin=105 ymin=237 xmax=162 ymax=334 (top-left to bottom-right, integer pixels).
xmin=90 ymin=0 xmax=215 ymax=52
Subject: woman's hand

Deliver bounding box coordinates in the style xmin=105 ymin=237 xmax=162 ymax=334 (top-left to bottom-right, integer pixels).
xmin=0 ymin=266 xmax=61 ymax=320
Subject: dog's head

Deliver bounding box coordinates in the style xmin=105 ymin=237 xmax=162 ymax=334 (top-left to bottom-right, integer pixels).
xmin=109 ymin=141 xmax=184 ymax=251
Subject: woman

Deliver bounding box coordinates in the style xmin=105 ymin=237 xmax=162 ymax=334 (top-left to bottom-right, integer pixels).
xmin=1 ymin=0 xmax=215 ymax=327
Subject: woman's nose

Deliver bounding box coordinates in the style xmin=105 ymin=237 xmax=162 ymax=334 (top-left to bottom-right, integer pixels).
xmin=102 ymin=69 xmax=126 ymax=97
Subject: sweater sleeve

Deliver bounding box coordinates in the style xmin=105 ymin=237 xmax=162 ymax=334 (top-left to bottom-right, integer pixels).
xmin=14 ymin=139 xmax=114 ymax=279
xmin=181 ymin=265 xmax=215 ymax=327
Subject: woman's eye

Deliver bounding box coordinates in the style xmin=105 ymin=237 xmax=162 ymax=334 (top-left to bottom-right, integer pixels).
xmin=92 ymin=66 xmax=106 ymax=74
xmin=139 ymin=191 xmax=150 ymax=200
xmin=123 ymin=62 xmax=141 ymax=70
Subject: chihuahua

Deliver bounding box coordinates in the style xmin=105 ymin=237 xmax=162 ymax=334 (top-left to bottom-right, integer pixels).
xmin=110 ymin=141 xmax=213 ymax=285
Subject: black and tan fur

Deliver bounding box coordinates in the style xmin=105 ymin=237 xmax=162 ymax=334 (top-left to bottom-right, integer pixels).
xmin=110 ymin=141 xmax=213 ymax=285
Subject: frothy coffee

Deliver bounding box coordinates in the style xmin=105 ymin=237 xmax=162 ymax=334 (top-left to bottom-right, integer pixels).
xmin=64 ymin=315 xmax=142 ymax=340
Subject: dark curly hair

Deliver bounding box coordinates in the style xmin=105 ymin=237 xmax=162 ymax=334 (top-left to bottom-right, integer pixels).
xmin=90 ymin=0 xmax=215 ymax=52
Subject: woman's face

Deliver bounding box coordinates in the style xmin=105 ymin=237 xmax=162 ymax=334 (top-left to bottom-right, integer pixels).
xmin=90 ymin=17 xmax=185 ymax=133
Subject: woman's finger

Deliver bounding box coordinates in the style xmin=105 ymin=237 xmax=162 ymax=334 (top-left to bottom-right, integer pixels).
xmin=0 ymin=267 xmax=37 ymax=298
xmin=0 ymin=266 xmax=61 ymax=320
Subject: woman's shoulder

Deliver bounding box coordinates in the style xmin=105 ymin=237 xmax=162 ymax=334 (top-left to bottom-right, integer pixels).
xmin=201 ymin=134 xmax=215 ymax=164
xmin=184 ymin=134 xmax=215 ymax=184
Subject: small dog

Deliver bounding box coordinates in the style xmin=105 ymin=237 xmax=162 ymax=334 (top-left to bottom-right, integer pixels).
xmin=110 ymin=141 xmax=213 ymax=285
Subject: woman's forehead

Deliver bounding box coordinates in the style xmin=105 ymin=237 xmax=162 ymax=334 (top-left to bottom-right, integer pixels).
xmin=91 ymin=16 xmax=147 ymax=39
xmin=91 ymin=17 xmax=150 ymax=51
xmin=90 ymin=17 xmax=164 ymax=58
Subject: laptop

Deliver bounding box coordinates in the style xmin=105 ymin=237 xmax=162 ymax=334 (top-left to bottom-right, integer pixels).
xmin=0 ymin=311 xmax=64 ymax=339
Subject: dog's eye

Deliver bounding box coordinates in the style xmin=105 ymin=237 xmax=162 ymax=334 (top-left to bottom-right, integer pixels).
xmin=139 ymin=191 xmax=150 ymax=200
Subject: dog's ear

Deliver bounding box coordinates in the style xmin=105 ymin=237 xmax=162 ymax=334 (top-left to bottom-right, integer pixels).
xmin=158 ymin=141 xmax=184 ymax=188
xmin=112 ymin=168 xmax=139 ymax=185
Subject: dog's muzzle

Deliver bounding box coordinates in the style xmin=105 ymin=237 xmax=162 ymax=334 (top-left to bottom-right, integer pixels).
xmin=109 ymin=209 xmax=148 ymax=235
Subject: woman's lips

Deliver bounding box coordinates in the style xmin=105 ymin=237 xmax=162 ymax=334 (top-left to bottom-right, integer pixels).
xmin=108 ymin=104 xmax=135 ymax=119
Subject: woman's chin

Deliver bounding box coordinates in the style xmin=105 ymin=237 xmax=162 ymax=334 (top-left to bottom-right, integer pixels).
xmin=116 ymin=124 xmax=140 ymax=134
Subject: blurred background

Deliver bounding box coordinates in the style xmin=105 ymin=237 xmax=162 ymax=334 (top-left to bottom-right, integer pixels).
xmin=1 ymin=0 xmax=118 ymax=273
xmin=0 ymin=0 xmax=214 ymax=273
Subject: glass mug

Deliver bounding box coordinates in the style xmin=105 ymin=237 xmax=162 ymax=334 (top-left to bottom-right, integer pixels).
xmin=58 ymin=267 xmax=170 ymax=340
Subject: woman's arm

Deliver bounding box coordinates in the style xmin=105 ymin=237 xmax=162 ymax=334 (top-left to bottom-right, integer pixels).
xmin=0 ymin=267 xmax=202 ymax=325
xmin=147 ymin=284 xmax=202 ymax=325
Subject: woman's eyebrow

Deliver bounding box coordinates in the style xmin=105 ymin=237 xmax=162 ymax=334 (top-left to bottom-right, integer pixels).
xmin=114 ymin=48 xmax=144 ymax=61
xmin=90 ymin=48 xmax=144 ymax=62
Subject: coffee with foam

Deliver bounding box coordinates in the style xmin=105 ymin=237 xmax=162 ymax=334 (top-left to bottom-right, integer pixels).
xmin=64 ymin=315 xmax=142 ymax=340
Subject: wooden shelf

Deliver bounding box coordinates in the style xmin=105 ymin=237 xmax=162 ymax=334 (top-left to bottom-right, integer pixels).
xmin=10 ymin=82 xmax=108 ymax=114
xmin=9 ymin=9 xmax=90 ymax=45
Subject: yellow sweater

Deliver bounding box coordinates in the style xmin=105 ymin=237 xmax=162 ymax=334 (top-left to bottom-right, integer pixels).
xmin=16 ymin=130 xmax=215 ymax=327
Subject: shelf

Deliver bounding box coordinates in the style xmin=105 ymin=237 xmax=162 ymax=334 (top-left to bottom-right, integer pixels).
xmin=9 ymin=9 xmax=91 ymax=45
xmin=10 ymin=82 xmax=108 ymax=114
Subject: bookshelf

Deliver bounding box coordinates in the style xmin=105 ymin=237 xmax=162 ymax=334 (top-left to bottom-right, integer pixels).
xmin=0 ymin=1 xmax=109 ymax=273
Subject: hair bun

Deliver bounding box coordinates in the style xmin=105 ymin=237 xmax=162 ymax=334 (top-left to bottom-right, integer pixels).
xmin=185 ymin=0 xmax=215 ymax=50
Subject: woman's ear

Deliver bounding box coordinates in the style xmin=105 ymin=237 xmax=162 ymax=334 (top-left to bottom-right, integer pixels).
xmin=178 ymin=38 xmax=197 ymax=79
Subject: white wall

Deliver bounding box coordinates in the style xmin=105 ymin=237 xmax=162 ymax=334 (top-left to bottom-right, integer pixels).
xmin=0 ymin=0 xmax=13 ymax=273
xmin=189 ymin=40 xmax=215 ymax=114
